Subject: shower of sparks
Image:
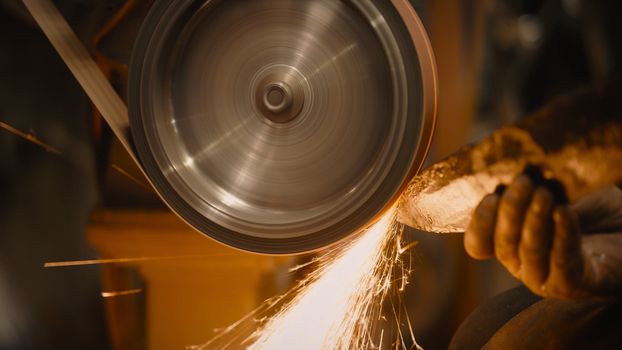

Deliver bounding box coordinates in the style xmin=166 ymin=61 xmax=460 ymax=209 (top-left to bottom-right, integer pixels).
xmin=195 ymin=207 xmax=421 ymax=350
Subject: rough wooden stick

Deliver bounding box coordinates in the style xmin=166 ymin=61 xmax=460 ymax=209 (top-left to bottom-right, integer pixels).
xmin=398 ymin=83 xmax=622 ymax=233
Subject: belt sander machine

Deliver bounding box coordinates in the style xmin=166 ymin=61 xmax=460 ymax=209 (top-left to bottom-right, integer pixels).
xmin=22 ymin=0 xmax=622 ymax=254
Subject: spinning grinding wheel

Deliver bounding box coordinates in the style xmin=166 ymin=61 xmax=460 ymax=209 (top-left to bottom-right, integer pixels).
xmin=129 ymin=0 xmax=436 ymax=253
xmin=22 ymin=0 xmax=437 ymax=254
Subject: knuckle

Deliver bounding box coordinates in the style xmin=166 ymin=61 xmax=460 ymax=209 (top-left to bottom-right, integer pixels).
xmin=500 ymin=192 xmax=532 ymax=219
xmin=497 ymin=231 xmax=519 ymax=247
xmin=522 ymin=233 xmax=549 ymax=256
xmin=482 ymin=194 xmax=499 ymax=208
xmin=521 ymin=229 xmax=541 ymax=249
xmin=533 ymin=187 xmax=553 ymax=207
xmin=503 ymin=189 xmax=525 ymax=208
xmin=510 ymin=176 xmax=533 ymax=195
xmin=475 ymin=202 xmax=492 ymax=219
xmin=528 ymin=202 xmax=550 ymax=221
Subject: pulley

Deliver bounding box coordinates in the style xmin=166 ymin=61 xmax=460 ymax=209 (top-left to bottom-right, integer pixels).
xmin=127 ymin=0 xmax=437 ymax=254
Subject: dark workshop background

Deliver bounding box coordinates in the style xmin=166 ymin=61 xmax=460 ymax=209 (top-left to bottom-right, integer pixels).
xmin=0 ymin=0 xmax=620 ymax=349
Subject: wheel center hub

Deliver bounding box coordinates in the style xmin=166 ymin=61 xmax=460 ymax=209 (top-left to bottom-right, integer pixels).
xmin=255 ymin=69 xmax=305 ymax=124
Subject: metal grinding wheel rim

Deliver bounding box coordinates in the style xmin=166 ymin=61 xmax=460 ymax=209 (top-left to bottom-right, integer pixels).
xmin=129 ymin=0 xmax=437 ymax=254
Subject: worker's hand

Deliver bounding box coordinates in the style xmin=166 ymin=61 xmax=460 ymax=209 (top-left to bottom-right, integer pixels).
xmin=464 ymin=172 xmax=622 ymax=300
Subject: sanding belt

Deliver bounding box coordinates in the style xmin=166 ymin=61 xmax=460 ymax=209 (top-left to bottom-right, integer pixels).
xmin=22 ymin=0 xmax=158 ymax=195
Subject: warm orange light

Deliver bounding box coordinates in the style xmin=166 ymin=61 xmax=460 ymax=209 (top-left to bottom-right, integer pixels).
xmin=196 ymin=207 xmax=420 ymax=350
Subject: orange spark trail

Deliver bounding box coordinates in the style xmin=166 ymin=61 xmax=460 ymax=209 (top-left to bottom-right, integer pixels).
xmin=196 ymin=207 xmax=420 ymax=350
xmin=0 ymin=120 xmax=62 ymax=154
xmin=101 ymin=288 xmax=143 ymax=298
xmin=44 ymin=254 xmax=227 ymax=267
xmin=248 ymin=211 xmax=393 ymax=349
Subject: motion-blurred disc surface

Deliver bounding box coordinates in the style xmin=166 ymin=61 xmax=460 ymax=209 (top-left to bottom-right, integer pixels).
xmin=130 ymin=0 xmax=436 ymax=253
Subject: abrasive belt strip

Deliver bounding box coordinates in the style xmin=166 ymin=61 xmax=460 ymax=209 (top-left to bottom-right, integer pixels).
xmin=18 ymin=0 xmax=191 ymax=228
xmin=21 ymin=0 xmax=138 ymax=164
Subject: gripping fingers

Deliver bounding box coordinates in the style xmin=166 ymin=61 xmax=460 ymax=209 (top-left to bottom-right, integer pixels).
xmin=548 ymin=206 xmax=584 ymax=298
xmin=519 ymin=187 xmax=554 ymax=291
xmin=465 ymin=194 xmax=500 ymax=259
xmin=495 ymin=175 xmax=534 ymax=277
